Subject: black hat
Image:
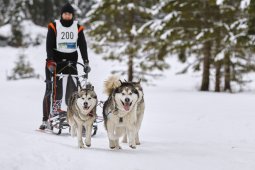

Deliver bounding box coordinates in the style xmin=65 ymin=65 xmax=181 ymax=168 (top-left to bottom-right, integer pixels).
xmin=61 ymin=3 xmax=74 ymax=15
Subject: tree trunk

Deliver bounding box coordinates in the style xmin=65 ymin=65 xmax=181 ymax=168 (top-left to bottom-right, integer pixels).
xmin=215 ymin=60 xmax=222 ymax=92
xmin=224 ymin=53 xmax=232 ymax=92
xmin=128 ymin=54 xmax=133 ymax=81
xmin=200 ymin=41 xmax=211 ymax=91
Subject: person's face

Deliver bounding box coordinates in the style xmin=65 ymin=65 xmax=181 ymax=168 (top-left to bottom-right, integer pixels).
xmin=62 ymin=12 xmax=73 ymax=20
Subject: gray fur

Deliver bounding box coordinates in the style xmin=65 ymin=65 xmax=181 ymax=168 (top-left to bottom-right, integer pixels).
xmin=103 ymin=81 xmax=139 ymax=149
xmin=122 ymin=81 xmax=145 ymax=145
xmin=67 ymin=89 xmax=97 ymax=148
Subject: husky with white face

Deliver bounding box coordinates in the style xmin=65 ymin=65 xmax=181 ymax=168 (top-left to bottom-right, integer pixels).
xmin=103 ymin=76 xmax=139 ymax=149
xmin=67 ymin=88 xmax=97 ymax=148
xmin=122 ymin=80 xmax=145 ymax=145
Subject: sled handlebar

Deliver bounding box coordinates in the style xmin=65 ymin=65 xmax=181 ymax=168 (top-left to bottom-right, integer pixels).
xmin=55 ymin=61 xmax=86 ymax=69
xmin=53 ymin=61 xmax=90 ymax=79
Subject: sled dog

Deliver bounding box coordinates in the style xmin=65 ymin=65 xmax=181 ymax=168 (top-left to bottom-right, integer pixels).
xmin=67 ymin=86 xmax=97 ymax=148
xmin=122 ymin=80 xmax=145 ymax=145
xmin=103 ymin=75 xmax=139 ymax=149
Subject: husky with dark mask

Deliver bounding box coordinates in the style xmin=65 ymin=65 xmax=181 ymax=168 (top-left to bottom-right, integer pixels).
xmin=103 ymin=75 xmax=139 ymax=149
xmin=122 ymin=80 xmax=145 ymax=145
xmin=67 ymin=86 xmax=97 ymax=148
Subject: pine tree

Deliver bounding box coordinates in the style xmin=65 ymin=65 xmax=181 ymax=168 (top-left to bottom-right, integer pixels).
xmin=87 ymin=0 xmax=162 ymax=81
xmin=7 ymin=52 xmax=38 ymax=80
xmin=143 ymin=0 xmax=255 ymax=92
xmin=141 ymin=0 xmax=220 ymax=90
xmin=214 ymin=0 xmax=254 ymax=92
xmin=0 ymin=0 xmax=12 ymax=25
xmin=248 ymin=0 xmax=255 ymax=35
xmin=28 ymin=0 xmax=67 ymax=26
xmin=9 ymin=0 xmax=30 ymax=47
xmin=71 ymin=0 xmax=96 ymax=22
xmin=28 ymin=0 xmax=54 ymax=26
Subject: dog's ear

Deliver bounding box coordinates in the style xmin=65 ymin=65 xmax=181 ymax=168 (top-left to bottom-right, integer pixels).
xmin=85 ymin=83 xmax=94 ymax=91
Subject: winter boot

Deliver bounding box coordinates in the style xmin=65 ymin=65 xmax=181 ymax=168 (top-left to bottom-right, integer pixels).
xmin=39 ymin=121 xmax=47 ymax=130
xmin=52 ymin=100 xmax=65 ymax=115
xmin=39 ymin=121 xmax=53 ymax=130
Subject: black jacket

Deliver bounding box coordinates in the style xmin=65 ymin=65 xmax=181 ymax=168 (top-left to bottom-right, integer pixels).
xmin=46 ymin=21 xmax=89 ymax=74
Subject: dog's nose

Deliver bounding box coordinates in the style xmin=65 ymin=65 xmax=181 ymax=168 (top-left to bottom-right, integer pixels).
xmin=125 ymin=98 xmax=130 ymax=103
xmin=84 ymin=102 xmax=88 ymax=106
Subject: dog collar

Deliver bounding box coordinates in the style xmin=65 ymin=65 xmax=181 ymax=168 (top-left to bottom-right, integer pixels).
xmin=88 ymin=112 xmax=94 ymax=117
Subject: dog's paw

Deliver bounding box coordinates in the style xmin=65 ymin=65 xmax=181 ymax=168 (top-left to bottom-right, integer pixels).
xmin=109 ymin=143 xmax=115 ymax=149
xmin=78 ymin=143 xmax=85 ymax=149
xmin=110 ymin=146 xmax=122 ymax=150
xmin=129 ymin=145 xmax=136 ymax=149
xmin=79 ymin=145 xmax=85 ymax=149
xmin=136 ymin=141 xmax=141 ymax=145
xmin=85 ymin=139 xmax=91 ymax=147
xmin=115 ymin=146 xmax=122 ymax=150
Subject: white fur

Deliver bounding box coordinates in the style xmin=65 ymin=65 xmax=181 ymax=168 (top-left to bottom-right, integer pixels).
xmin=103 ymin=75 xmax=121 ymax=95
xmin=103 ymin=77 xmax=139 ymax=149
xmin=122 ymin=85 xmax=145 ymax=145
xmin=105 ymin=100 xmax=138 ymax=149
xmin=67 ymin=91 xmax=97 ymax=148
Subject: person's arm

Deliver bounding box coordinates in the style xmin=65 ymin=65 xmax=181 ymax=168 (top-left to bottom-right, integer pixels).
xmin=77 ymin=25 xmax=89 ymax=63
xmin=46 ymin=22 xmax=56 ymax=61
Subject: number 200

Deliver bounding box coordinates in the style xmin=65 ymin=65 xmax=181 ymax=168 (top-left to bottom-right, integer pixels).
xmin=61 ymin=32 xmax=74 ymax=39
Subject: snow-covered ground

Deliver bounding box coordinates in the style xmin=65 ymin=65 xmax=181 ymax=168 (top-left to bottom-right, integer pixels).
xmin=0 ymin=25 xmax=255 ymax=170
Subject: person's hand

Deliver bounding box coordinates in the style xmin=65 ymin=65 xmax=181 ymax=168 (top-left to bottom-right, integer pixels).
xmin=84 ymin=62 xmax=91 ymax=73
xmin=47 ymin=60 xmax=56 ymax=73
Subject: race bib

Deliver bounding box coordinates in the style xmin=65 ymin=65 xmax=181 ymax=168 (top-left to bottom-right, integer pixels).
xmin=55 ymin=20 xmax=78 ymax=53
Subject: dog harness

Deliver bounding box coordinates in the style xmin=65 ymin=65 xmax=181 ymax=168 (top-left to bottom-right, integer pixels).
xmin=107 ymin=112 xmax=123 ymax=123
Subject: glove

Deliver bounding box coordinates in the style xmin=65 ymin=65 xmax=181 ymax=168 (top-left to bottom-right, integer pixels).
xmin=84 ymin=63 xmax=91 ymax=73
xmin=47 ymin=60 xmax=56 ymax=73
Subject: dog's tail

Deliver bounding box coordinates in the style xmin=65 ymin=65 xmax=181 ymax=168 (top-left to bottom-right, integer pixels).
xmin=104 ymin=75 xmax=121 ymax=96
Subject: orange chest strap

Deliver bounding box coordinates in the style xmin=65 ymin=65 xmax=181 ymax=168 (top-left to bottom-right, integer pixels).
xmin=48 ymin=23 xmax=56 ymax=34
xmin=48 ymin=23 xmax=85 ymax=34
xmin=78 ymin=26 xmax=84 ymax=33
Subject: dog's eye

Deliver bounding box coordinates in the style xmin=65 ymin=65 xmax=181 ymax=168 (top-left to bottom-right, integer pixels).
xmin=122 ymin=93 xmax=125 ymax=96
xmin=88 ymin=97 xmax=91 ymax=100
xmin=129 ymin=92 xmax=132 ymax=95
xmin=81 ymin=98 xmax=85 ymax=100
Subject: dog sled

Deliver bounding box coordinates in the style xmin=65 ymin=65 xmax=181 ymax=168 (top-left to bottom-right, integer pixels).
xmin=38 ymin=61 xmax=103 ymax=136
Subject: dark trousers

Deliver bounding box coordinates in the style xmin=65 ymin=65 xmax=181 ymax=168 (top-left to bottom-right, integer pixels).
xmin=42 ymin=66 xmax=78 ymax=121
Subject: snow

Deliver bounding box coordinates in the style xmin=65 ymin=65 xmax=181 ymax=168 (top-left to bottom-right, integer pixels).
xmin=127 ymin=3 xmax=135 ymax=10
xmin=130 ymin=25 xmax=137 ymax=36
xmin=215 ymin=49 xmax=225 ymax=61
xmin=1 ymin=25 xmax=255 ymax=170
xmin=160 ymin=29 xmax=173 ymax=40
xmin=241 ymin=0 xmax=250 ymax=9
xmin=195 ymin=32 xmax=204 ymax=40
xmin=0 ymin=20 xmax=46 ymax=45
xmin=163 ymin=11 xmax=179 ymax=22
xmin=216 ymin=0 xmax=224 ymax=5
xmin=0 ymin=24 xmax=11 ymax=38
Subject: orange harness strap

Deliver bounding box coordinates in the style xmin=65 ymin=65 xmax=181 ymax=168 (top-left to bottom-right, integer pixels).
xmin=48 ymin=23 xmax=56 ymax=34
xmin=78 ymin=26 xmax=85 ymax=33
